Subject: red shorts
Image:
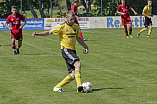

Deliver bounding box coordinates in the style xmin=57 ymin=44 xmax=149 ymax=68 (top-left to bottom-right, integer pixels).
xmin=121 ymin=16 xmax=132 ymax=26
xmin=11 ymin=29 xmax=23 ymax=40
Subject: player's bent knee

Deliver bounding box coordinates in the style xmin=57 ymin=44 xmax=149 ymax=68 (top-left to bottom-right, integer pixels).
xmin=74 ymin=61 xmax=81 ymax=69
xmin=145 ymin=28 xmax=148 ymax=30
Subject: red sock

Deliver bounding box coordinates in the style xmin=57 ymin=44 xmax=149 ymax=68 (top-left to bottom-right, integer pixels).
xmin=124 ymin=29 xmax=128 ymax=36
xmin=129 ymin=28 xmax=132 ymax=35
xmin=79 ymin=32 xmax=83 ymax=39
xmin=17 ymin=44 xmax=21 ymax=50
xmin=11 ymin=43 xmax=16 ymax=53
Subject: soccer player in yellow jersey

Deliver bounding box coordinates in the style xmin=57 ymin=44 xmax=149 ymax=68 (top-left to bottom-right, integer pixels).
xmin=32 ymin=10 xmax=88 ymax=92
xmin=137 ymin=0 xmax=152 ymax=38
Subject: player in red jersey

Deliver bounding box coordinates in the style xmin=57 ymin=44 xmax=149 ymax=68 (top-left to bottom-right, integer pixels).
xmin=5 ymin=5 xmax=26 ymax=55
xmin=117 ymin=0 xmax=138 ymax=38
xmin=71 ymin=0 xmax=87 ymax=41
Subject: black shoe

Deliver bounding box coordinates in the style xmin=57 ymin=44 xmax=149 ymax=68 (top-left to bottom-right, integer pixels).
xmin=77 ymin=85 xmax=83 ymax=93
xmin=14 ymin=53 xmax=17 ymax=55
xmin=137 ymin=32 xmax=140 ymax=38
xmin=17 ymin=49 xmax=20 ymax=54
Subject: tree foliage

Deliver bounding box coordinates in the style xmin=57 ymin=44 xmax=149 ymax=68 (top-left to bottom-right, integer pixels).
xmin=88 ymin=0 xmax=157 ymax=16
xmin=0 ymin=0 xmax=157 ymax=18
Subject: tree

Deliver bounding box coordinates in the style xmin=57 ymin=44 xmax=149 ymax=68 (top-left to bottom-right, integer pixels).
xmin=27 ymin=0 xmax=38 ymax=18
xmin=66 ymin=0 xmax=71 ymax=11
xmin=38 ymin=0 xmax=46 ymax=18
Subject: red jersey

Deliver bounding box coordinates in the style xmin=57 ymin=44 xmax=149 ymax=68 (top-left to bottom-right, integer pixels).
xmin=71 ymin=4 xmax=78 ymax=16
xmin=117 ymin=3 xmax=130 ymax=18
xmin=6 ymin=13 xmax=25 ymax=30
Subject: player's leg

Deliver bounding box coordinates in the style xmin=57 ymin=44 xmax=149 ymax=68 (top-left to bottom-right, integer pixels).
xmin=137 ymin=28 xmax=147 ymax=38
xmin=128 ymin=24 xmax=133 ymax=38
xmin=10 ymin=33 xmax=17 ymax=55
xmin=74 ymin=61 xmax=83 ymax=92
xmin=16 ymin=30 xmax=23 ymax=54
xmin=147 ymin=25 xmax=152 ymax=38
xmin=11 ymin=38 xmax=17 ymax=55
xmin=79 ymin=27 xmax=87 ymax=41
xmin=124 ymin=25 xmax=129 ymax=38
xmin=126 ymin=17 xmax=133 ymax=38
xmin=75 ymin=20 xmax=87 ymax=41
xmin=54 ymin=71 xmax=75 ymax=92
xmin=53 ymin=48 xmax=78 ymax=92
xmin=17 ymin=40 xmax=22 ymax=54
xmin=122 ymin=18 xmax=128 ymax=38
xmin=147 ymin=19 xmax=152 ymax=38
xmin=137 ymin=17 xmax=148 ymax=38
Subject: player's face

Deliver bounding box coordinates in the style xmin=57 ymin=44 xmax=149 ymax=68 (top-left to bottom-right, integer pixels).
xmin=148 ymin=1 xmax=152 ymax=6
xmin=76 ymin=1 xmax=79 ymax=5
xmin=11 ymin=8 xmax=17 ymax=15
xmin=66 ymin=15 xmax=75 ymax=25
xmin=121 ymin=0 xmax=125 ymax=4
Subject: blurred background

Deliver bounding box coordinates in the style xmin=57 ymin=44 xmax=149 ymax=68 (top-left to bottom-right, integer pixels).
xmin=0 ymin=0 xmax=156 ymax=19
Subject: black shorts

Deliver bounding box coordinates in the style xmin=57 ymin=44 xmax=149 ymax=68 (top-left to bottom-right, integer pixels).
xmin=61 ymin=48 xmax=80 ymax=73
xmin=143 ymin=17 xmax=152 ymax=28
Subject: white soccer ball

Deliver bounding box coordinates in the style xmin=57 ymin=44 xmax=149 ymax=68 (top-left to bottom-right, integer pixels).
xmin=82 ymin=82 xmax=92 ymax=93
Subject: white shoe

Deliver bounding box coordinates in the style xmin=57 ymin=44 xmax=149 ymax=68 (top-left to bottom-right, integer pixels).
xmin=130 ymin=35 xmax=133 ymax=38
xmin=53 ymin=86 xmax=63 ymax=92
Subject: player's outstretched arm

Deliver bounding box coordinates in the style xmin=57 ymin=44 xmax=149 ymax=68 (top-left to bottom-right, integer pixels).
xmin=32 ymin=31 xmax=52 ymax=37
xmin=76 ymin=37 xmax=89 ymax=54
xmin=130 ymin=7 xmax=138 ymax=15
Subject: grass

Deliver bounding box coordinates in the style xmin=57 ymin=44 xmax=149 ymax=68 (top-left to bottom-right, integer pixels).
xmin=0 ymin=28 xmax=157 ymax=104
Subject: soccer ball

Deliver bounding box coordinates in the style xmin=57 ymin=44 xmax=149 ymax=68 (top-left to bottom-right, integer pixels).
xmin=82 ymin=82 xmax=92 ymax=93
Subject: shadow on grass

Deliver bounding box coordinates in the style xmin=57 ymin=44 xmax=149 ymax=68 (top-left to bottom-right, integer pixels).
xmin=22 ymin=53 xmax=46 ymax=55
xmin=0 ymin=44 xmax=10 ymax=46
xmin=92 ymin=88 xmax=123 ymax=92
xmin=71 ymin=88 xmax=123 ymax=93
xmin=85 ymin=39 xmax=98 ymax=41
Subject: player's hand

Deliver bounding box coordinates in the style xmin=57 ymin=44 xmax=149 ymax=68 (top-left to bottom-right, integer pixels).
xmin=148 ymin=16 xmax=151 ymax=19
xmin=19 ymin=26 xmax=23 ymax=29
xmin=134 ymin=12 xmax=138 ymax=15
xmin=121 ymin=13 xmax=125 ymax=15
xmin=32 ymin=32 xmax=37 ymax=37
xmin=83 ymin=48 xmax=88 ymax=54
xmin=9 ymin=27 xmax=12 ymax=31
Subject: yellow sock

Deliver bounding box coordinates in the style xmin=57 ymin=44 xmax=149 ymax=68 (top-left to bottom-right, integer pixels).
xmin=139 ymin=28 xmax=146 ymax=34
xmin=56 ymin=74 xmax=74 ymax=88
xmin=75 ymin=69 xmax=82 ymax=87
xmin=148 ymin=29 xmax=152 ymax=36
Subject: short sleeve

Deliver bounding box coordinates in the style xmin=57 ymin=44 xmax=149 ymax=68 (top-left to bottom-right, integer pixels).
xmin=71 ymin=5 xmax=75 ymax=11
xmin=6 ymin=16 xmax=10 ymax=24
xmin=117 ymin=5 xmax=121 ymax=11
xmin=143 ymin=6 xmax=147 ymax=13
xmin=127 ymin=3 xmax=130 ymax=9
xmin=50 ymin=24 xmax=62 ymax=35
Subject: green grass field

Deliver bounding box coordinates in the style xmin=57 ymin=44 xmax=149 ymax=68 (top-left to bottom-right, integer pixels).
xmin=1 ymin=28 xmax=157 ymax=104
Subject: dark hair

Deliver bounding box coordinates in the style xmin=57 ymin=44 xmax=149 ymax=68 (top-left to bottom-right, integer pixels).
xmin=74 ymin=0 xmax=79 ymax=3
xmin=11 ymin=5 xmax=17 ymax=9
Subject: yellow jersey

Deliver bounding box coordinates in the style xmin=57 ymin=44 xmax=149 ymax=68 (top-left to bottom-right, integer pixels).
xmin=50 ymin=22 xmax=79 ymax=50
xmin=143 ymin=5 xmax=152 ymax=16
